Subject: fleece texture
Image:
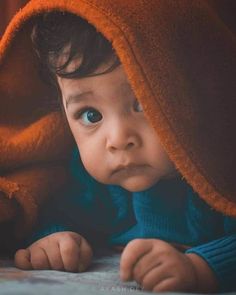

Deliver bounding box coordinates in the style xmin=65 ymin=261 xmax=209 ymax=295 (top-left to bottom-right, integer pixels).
xmin=0 ymin=0 xmax=236 ymax=249
xmin=0 ymin=0 xmax=29 ymax=36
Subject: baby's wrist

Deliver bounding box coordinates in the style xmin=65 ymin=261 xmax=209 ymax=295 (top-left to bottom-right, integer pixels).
xmin=186 ymin=253 xmax=218 ymax=293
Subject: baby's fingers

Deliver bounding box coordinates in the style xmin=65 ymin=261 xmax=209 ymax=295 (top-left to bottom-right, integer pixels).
xmin=152 ymin=277 xmax=180 ymax=293
xmin=59 ymin=233 xmax=93 ymax=272
xmin=29 ymin=247 xmax=50 ymax=270
xmin=59 ymin=235 xmax=80 ymax=272
xmin=44 ymin=242 xmax=64 ymax=271
xmin=139 ymin=265 xmax=171 ymax=291
xmin=120 ymin=239 xmax=152 ymax=281
xmin=78 ymin=237 xmax=93 ymax=272
xmin=15 ymin=249 xmax=32 ymax=270
xmin=15 ymin=247 xmax=50 ymax=270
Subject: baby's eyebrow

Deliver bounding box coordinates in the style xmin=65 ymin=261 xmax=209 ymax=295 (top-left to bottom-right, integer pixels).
xmin=65 ymin=91 xmax=92 ymax=108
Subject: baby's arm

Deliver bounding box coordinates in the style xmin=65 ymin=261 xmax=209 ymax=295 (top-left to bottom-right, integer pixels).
xmin=120 ymin=239 xmax=217 ymax=293
xmin=15 ymin=231 xmax=93 ymax=272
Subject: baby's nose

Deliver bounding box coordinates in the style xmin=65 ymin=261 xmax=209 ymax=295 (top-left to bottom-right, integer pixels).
xmin=106 ymin=121 xmax=141 ymax=152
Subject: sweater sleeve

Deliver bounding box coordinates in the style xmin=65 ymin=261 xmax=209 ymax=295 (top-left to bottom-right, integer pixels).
xmin=26 ymin=189 xmax=80 ymax=246
xmin=27 ymin=149 xmax=115 ymax=246
xmin=185 ymin=217 xmax=236 ymax=292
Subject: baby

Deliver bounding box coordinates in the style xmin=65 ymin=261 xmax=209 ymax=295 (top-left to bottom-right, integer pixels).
xmin=14 ymin=12 xmax=236 ymax=293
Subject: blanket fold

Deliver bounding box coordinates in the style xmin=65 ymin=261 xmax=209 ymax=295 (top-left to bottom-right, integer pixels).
xmin=0 ymin=8 xmax=74 ymax=250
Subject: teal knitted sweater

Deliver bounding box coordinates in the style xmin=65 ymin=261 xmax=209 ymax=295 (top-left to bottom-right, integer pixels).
xmin=32 ymin=150 xmax=236 ymax=291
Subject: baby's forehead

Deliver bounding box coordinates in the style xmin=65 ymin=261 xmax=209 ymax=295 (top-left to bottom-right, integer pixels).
xmin=59 ymin=65 xmax=135 ymax=100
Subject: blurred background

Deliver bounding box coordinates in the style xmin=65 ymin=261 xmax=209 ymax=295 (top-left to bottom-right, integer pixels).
xmin=0 ymin=0 xmax=29 ymax=37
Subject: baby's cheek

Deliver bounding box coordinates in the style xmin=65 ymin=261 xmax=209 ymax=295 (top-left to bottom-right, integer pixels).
xmin=80 ymin=153 xmax=108 ymax=183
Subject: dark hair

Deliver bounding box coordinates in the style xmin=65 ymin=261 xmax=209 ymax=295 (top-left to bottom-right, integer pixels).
xmin=31 ymin=11 xmax=120 ymax=82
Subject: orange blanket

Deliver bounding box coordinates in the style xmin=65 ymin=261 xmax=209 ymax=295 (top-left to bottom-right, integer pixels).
xmin=0 ymin=0 xmax=236 ymax=252
xmin=0 ymin=0 xmax=29 ymax=36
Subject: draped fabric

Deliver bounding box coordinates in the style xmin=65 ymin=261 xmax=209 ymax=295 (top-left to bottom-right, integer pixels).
xmin=0 ymin=0 xmax=235 ymax=252
xmin=0 ymin=1 xmax=29 ymax=37
xmin=0 ymin=0 xmax=73 ymax=253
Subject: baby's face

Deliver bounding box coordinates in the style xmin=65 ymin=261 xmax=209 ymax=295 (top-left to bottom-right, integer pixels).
xmin=58 ymin=65 xmax=176 ymax=192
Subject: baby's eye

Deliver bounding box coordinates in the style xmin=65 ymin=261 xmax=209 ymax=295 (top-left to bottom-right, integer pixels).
xmin=79 ymin=108 xmax=102 ymax=125
xmin=133 ymin=99 xmax=143 ymax=112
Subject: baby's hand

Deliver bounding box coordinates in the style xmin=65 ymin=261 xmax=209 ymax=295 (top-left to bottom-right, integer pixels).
xmin=15 ymin=231 xmax=93 ymax=272
xmin=120 ymin=239 xmax=202 ymax=292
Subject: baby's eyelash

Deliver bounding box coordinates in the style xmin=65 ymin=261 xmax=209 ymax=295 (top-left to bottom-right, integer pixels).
xmin=133 ymin=99 xmax=143 ymax=112
xmin=72 ymin=107 xmax=91 ymax=120
xmin=72 ymin=106 xmax=103 ymax=126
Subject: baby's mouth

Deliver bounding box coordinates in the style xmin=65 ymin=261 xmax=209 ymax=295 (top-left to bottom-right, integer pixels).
xmin=111 ymin=164 xmax=148 ymax=177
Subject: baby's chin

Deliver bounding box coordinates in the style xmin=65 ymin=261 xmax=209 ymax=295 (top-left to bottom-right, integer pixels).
xmin=117 ymin=175 xmax=160 ymax=192
xmin=91 ymin=171 xmax=163 ymax=192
